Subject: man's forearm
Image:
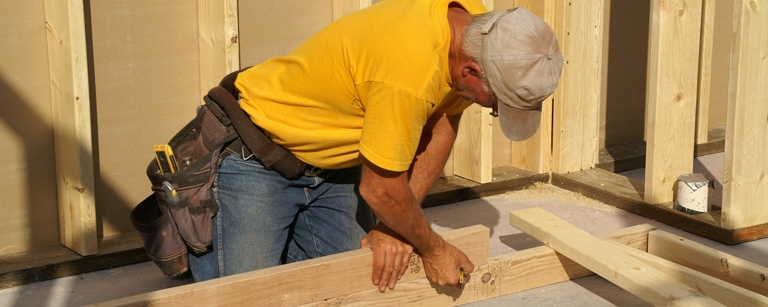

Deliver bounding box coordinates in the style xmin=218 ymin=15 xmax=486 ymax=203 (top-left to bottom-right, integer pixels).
xmin=408 ymin=113 xmax=461 ymax=203
xmin=360 ymin=159 xmax=445 ymax=255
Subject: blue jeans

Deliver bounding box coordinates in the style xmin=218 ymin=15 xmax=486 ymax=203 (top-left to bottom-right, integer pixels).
xmin=188 ymin=154 xmax=375 ymax=281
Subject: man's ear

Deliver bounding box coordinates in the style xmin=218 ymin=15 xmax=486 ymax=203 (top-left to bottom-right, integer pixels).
xmin=462 ymin=60 xmax=484 ymax=78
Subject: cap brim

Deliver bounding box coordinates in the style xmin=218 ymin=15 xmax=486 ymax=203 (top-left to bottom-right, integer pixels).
xmin=498 ymin=101 xmax=541 ymax=141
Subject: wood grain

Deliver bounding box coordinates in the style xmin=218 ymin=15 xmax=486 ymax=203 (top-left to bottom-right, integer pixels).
xmin=44 ymin=0 xmax=97 ymax=256
xmin=644 ymin=0 xmax=702 ymax=204
xmin=91 ymin=226 xmax=489 ymax=307
xmin=197 ymin=0 xmax=240 ymax=98
xmin=722 ymin=0 xmax=768 ymax=229
xmin=648 ymin=230 xmax=768 ymax=297
xmin=509 ymin=207 xmax=724 ymax=306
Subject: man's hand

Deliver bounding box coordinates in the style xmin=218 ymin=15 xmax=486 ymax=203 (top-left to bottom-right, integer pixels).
xmin=361 ymin=223 xmax=414 ymax=292
xmin=421 ymin=241 xmax=475 ymax=288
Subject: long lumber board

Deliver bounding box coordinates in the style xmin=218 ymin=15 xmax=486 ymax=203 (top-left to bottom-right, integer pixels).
xmin=509 ymin=207 xmax=724 ymax=306
xmin=91 ymin=225 xmax=489 ymax=307
xmin=647 ymin=230 xmax=768 ymax=297
xmin=299 ymin=224 xmax=657 ymax=306
xmin=608 ymin=240 xmax=768 ymax=307
xmin=101 ymin=224 xmax=655 ymax=307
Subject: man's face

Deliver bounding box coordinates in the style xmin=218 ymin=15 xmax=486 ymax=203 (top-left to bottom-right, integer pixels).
xmin=452 ymin=69 xmax=496 ymax=109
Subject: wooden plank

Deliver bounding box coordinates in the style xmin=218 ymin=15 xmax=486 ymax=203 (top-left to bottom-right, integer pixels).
xmin=647 ymin=230 xmax=768 ymax=297
xmin=453 ymin=104 xmax=493 ymax=183
xmin=509 ymin=207 xmax=724 ymax=306
xmin=197 ymin=0 xmax=240 ymax=98
xmin=43 ymin=0 xmax=97 ymax=256
xmin=490 ymin=224 xmax=656 ymax=297
xmin=332 ymin=0 xmax=372 ymax=20
xmin=609 ymin=239 xmax=768 ymax=307
xmin=424 ymin=164 xmax=549 ymax=208
xmin=644 ymin=0 xmax=702 ymax=204
xmin=91 ymin=225 xmax=489 ymax=307
xmin=301 ymin=224 xmax=657 ymax=306
xmin=722 ymin=0 xmax=768 ymax=229
xmin=696 ymin=0 xmax=716 ymax=144
xmin=551 ymin=0 xmax=607 ymax=174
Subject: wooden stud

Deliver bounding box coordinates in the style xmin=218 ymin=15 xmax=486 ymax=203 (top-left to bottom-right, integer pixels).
xmin=43 ymin=0 xmax=97 ymax=256
xmin=332 ymin=0 xmax=372 ymax=20
xmin=722 ymin=0 xmax=768 ymax=230
xmin=453 ymin=105 xmax=493 ymax=183
xmin=198 ymin=0 xmax=240 ymax=98
xmin=644 ymin=0 xmax=702 ymax=204
xmin=551 ymin=0 xmax=608 ymax=174
xmin=509 ymin=207 xmax=724 ymax=306
xmin=695 ymin=0 xmax=716 ymax=144
xmin=91 ymin=225 xmax=489 ymax=307
xmin=647 ymin=229 xmax=768 ymax=297
xmin=609 ymin=240 xmax=768 ymax=307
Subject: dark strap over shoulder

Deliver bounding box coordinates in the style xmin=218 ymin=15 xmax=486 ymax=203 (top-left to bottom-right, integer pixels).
xmin=208 ymin=70 xmax=307 ymax=179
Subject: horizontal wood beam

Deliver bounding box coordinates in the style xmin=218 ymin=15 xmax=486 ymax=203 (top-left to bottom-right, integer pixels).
xmin=484 ymin=224 xmax=656 ymax=299
xmin=647 ymin=230 xmax=768 ymax=297
xmin=299 ymin=224 xmax=657 ymax=306
xmin=509 ymin=207 xmax=723 ymax=306
xmin=91 ymin=225 xmax=489 ymax=306
xmin=609 ymin=239 xmax=768 ymax=306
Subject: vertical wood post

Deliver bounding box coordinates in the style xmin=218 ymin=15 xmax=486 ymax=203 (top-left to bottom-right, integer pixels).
xmin=551 ymin=0 xmax=609 ymax=174
xmin=644 ymin=0 xmax=702 ymax=204
xmin=198 ymin=0 xmax=240 ymax=98
xmin=696 ymin=0 xmax=716 ymax=144
xmin=722 ymin=0 xmax=768 ymax=229
xmin=44 ymin=0 xmax=97 ymax=256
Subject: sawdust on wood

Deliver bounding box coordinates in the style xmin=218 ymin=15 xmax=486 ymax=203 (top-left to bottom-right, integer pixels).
xmin=494 ymin=182 xmax=617 ymax=212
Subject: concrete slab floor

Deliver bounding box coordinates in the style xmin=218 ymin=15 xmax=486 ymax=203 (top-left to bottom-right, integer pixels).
xmin=2 ymin=154 xmax=766 ymax=306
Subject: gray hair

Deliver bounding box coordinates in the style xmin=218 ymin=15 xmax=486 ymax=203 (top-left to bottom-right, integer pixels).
xmin=462 ymin=11 xmax=506 ymax=95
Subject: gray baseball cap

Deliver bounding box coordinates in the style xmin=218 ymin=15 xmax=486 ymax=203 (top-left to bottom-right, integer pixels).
xmin=481 ymin=7 xmax=564 ymax=141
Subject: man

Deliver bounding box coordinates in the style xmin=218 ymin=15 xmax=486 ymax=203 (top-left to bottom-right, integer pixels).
xmin=190 ymin=0 xmax=563 ymax=293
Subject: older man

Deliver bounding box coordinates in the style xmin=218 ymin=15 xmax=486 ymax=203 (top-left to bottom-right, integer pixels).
xmin=190 ymin=0 xmax=563 ymax=293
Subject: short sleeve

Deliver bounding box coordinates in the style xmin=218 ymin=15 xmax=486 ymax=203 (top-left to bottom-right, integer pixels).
xmin=357 ymin=82 xmax=431 ymax=172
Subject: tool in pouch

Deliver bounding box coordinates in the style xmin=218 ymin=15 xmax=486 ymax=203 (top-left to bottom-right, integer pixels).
xmin=130 ymin=68 xmax=310 ymax=277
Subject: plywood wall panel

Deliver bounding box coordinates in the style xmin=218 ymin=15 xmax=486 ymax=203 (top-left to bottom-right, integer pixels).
xmin=239 ymin=0 xmax=334 ymax=67
xmin=0 ymin=1 xmax=60 ymax=255
xmin=90 ymin=1 xmax=201 ymax=237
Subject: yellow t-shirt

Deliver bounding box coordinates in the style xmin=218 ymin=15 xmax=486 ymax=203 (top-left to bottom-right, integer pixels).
xmin=235 ymin=0 xmax=486 ymax=171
